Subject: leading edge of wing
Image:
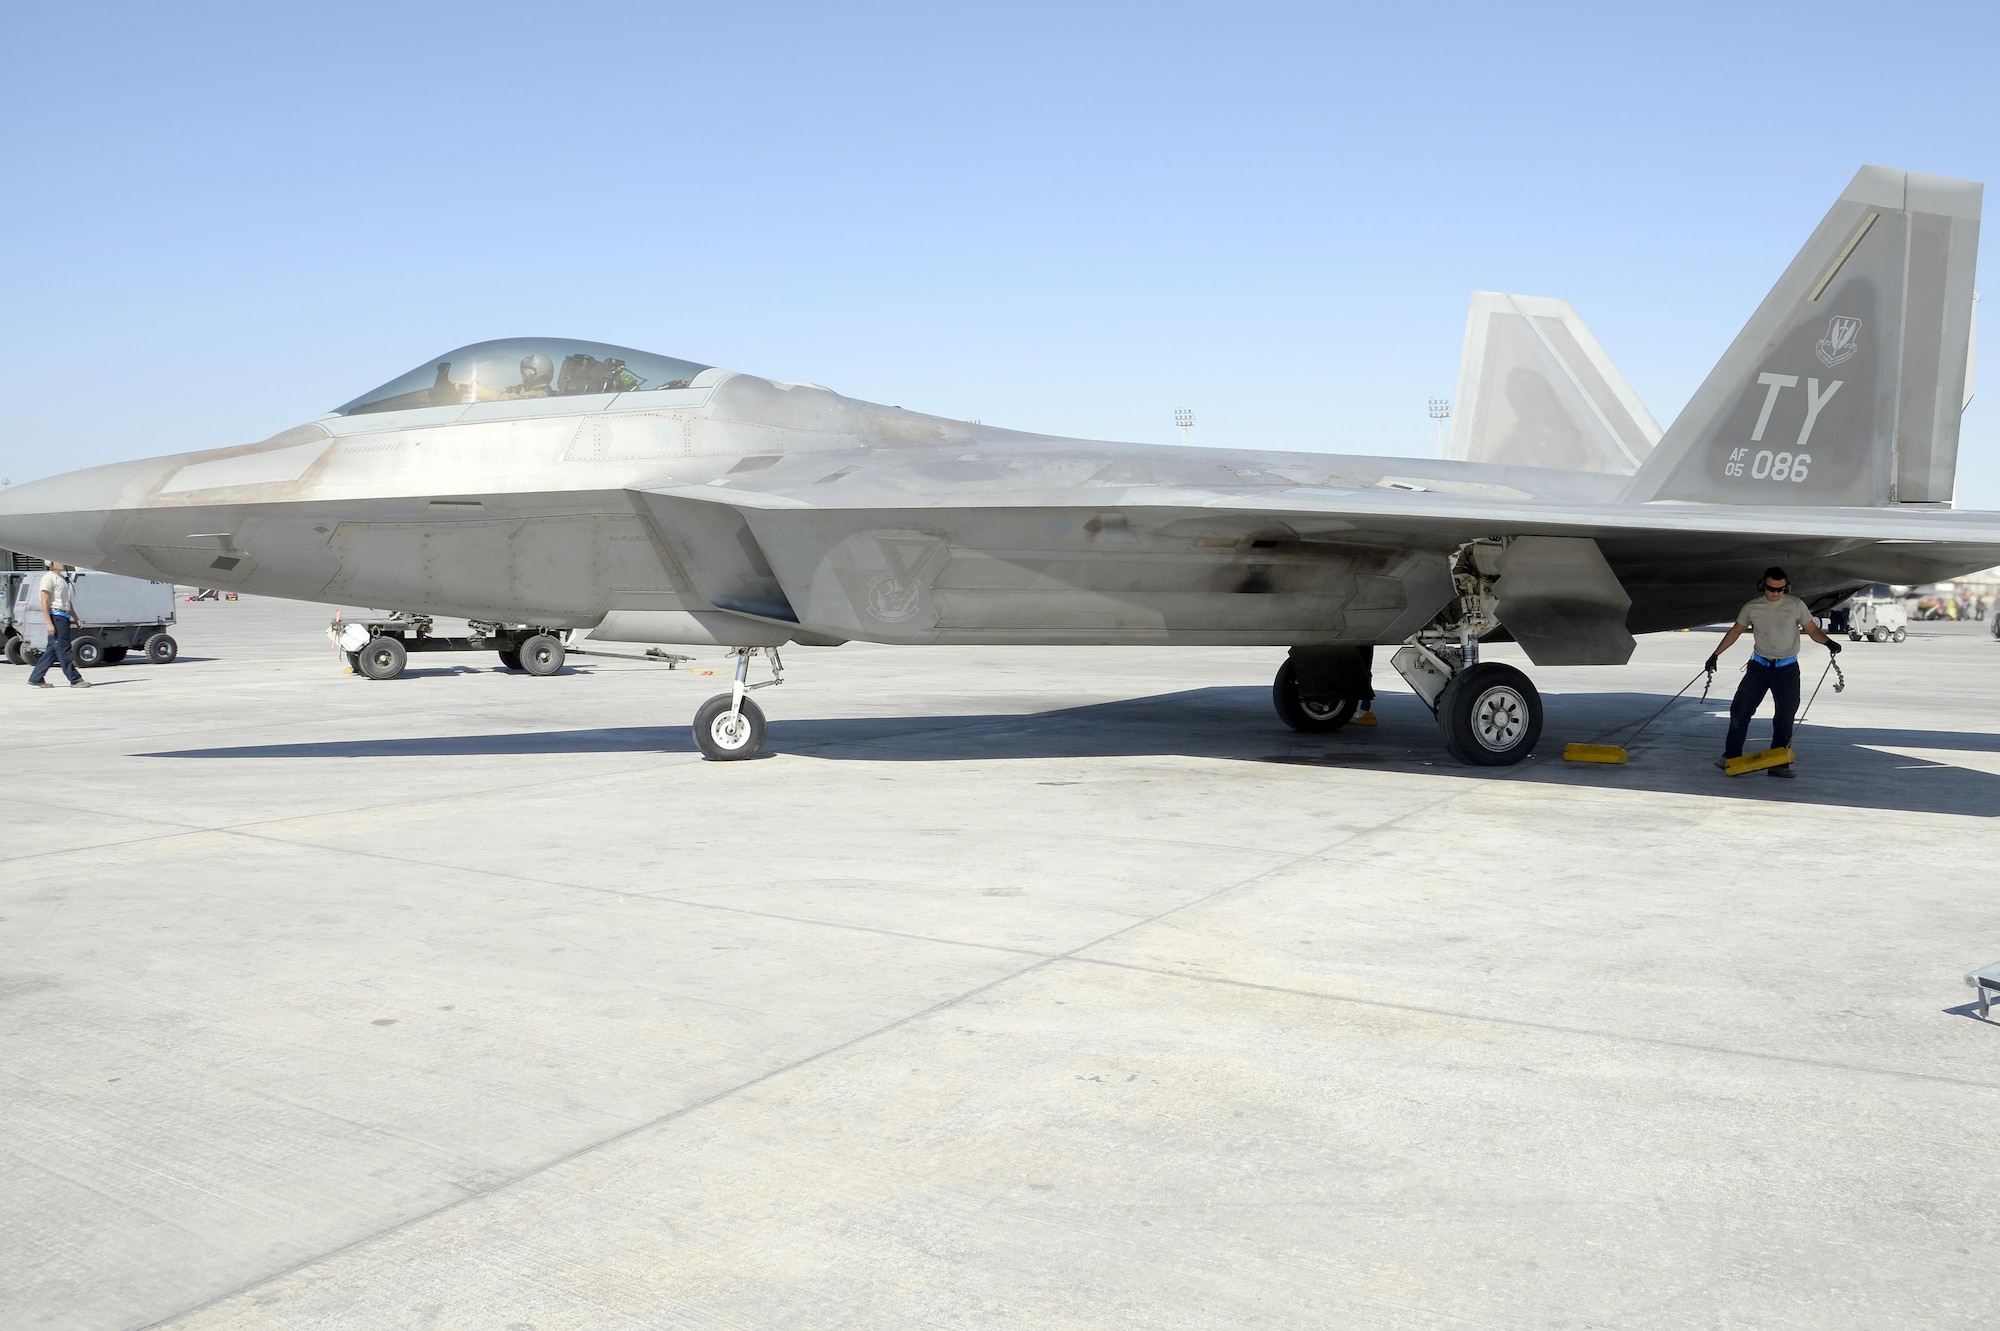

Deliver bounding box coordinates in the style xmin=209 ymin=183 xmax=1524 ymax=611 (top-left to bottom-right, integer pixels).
xmin=638 ymin=479 xmax=2000 ymax=547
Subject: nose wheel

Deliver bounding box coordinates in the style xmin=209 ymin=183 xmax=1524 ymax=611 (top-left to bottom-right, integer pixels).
xmin=691 ymin=646 xmax=783 ymax=761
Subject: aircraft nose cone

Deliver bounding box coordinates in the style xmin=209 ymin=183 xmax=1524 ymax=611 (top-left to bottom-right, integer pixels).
xmin=0 ymin=459 xmax=156 ymax=569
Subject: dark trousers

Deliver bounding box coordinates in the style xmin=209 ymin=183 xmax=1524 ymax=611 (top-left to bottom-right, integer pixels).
xmin=28 ymin=614 xmax=81 ymax=685
xmin=1723 ymin=659 xmax=1800 ymax=758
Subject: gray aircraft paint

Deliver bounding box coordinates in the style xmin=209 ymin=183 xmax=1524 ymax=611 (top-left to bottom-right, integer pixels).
xmin=1632 ymin=166 xmax=1980 ymax=507
xmin=0 ymin=166 xmax=1996 ymax=681
xmin=1449 ymin=293 xmax=1660 ymax=475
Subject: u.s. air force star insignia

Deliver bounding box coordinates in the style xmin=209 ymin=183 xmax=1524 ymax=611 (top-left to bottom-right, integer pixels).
xmin=1815 ymin=315 xmax=1862 ymax=368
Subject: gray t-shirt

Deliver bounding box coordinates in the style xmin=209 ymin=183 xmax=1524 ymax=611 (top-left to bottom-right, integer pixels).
xmin=1736 ymin=593 xmax=1815 ymax=660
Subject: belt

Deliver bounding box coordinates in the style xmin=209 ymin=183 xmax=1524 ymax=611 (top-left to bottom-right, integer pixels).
xmin=1749 ymin=653 xmax=1797 ymax=668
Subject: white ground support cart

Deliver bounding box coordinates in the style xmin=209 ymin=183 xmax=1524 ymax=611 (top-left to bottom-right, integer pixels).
xmin=5 ymin=565 xmax=178 ymax=667
xmin=1844 ymin=593 xmax=1909 ymax=644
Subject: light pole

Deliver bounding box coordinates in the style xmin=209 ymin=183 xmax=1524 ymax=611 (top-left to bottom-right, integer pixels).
xmin=1174 ymin=408 xmax=1194 ymax=445
xmin=1427 ymin=397 xmax=1451 ymax=453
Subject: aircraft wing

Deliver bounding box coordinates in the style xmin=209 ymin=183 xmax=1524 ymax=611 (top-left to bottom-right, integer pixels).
xmin=634 ymin=465 xmax=2000 ymax=650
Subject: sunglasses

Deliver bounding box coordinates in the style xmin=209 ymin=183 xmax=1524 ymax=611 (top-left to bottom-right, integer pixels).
xmin=1762 ymin=583 xmax=1789 ymax=593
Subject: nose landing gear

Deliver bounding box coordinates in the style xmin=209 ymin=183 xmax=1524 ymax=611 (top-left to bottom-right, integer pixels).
xmin=693 ymin=647 xmax=784 ymax=761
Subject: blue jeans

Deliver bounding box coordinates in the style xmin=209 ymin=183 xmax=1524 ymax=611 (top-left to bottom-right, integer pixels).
xmin=28 ymin=614 xmax=81 ymax=685
xmin=1723 ymin=659 xmax=1800 ymax=758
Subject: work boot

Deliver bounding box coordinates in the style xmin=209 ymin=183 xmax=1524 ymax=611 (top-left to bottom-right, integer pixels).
xmin=1714 ymin=757 xmax=1731 ymax=770
xmin=70 ymin=679 xmax=91 ymax=688
xmin=29 ymin=680 xmax=51 ymax=688
xmin=1769 ymin=763 xmax=1795 ymax=778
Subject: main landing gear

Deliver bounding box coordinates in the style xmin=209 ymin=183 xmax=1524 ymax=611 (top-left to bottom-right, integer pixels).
xmin=1270 ymin=540 xmax=1544 ymax=766
xmin=1390 ymin=540 xmax=1541 ymax=765
xmin=693 ymin=647 xmax=784 ymax=761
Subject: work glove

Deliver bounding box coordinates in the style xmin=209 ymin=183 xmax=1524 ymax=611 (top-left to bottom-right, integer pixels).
xmin=1704 ymin=653 xmax=1719 ymax=674
xmin=1827 ymin=639 xmax=1842 ymax=655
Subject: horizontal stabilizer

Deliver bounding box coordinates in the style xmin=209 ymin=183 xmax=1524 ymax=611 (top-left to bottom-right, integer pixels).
xmin=1449 ymin=292 xmax=1660 ymax=475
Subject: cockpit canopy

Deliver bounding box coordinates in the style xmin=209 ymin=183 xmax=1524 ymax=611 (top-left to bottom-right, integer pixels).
xmin=336 ymin=339 xmax=712 ymax=416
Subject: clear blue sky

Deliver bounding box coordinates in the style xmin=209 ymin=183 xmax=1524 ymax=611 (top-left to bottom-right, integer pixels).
xmin=5 ymin=2 xmax=1999 ymax=502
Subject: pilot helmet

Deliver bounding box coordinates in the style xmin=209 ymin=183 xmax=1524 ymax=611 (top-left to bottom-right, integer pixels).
xmin=519 ymin=353 xmax=555 ymax=389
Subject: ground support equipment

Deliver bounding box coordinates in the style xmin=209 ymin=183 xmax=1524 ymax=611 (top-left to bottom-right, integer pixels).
xmin=1563 ymin=668 xmax=1713 ymax=765
xmin=330 ymin=613 xmax=567 ymax=681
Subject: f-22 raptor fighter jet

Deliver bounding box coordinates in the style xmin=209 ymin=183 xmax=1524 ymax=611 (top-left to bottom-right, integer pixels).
xmin=0 ymin=165 xmax=1992 ymax=765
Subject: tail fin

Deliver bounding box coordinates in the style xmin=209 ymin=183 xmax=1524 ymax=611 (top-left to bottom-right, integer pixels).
xmin=1626 ymin=165 xmax=1981 ymax=506
xmin=1448 ymin=291 xmax=1660 ymax=475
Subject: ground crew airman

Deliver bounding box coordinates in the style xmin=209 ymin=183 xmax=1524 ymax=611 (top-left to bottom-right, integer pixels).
xmin=1705 ymin=566 xmax=1837 ymax=778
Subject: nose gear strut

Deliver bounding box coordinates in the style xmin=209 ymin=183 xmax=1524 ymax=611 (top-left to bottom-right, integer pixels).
xmin=692 ymin=646 xmax=784 ymax=761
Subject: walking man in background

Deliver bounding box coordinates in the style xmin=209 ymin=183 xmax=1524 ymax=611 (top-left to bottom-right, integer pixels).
xmin=1706 ymin=566 xmax=1836 ymax=778
xmin=26 ymin=561 xmax=90 ymax=689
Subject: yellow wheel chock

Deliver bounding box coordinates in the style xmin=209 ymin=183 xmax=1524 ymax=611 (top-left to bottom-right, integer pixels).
xmin=1724 ymin=746 xmax=1795 ymax=776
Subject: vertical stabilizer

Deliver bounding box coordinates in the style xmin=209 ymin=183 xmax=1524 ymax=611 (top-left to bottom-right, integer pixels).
xmin=1627 ymin=166 xmax=1981 ymax=507
xmin=1448 ymin=292 xmax=1660 ymax=475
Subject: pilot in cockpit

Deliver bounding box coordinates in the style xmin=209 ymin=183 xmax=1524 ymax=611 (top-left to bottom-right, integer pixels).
xmin=503 ymin=353 xmax=557 ymax=399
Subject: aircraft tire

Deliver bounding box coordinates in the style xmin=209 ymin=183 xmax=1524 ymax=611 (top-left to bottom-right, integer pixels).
xmin=518 ymin=634 xmax=565 ymax=676
xmin=1437 ymin=662 xmax=1541 ymax=766
xmin=694 ymin=693 xmax=766 ymax=761
xmin=358 ymin=636 xmax=407 ymax=680
xmin=497 ymin=648 xmax=524 ymax=671
xmin=20 ymin=642 xmax=41 ymax=667
xmin=3 ymin=635 xmax=21 ymax=665
xmin=147 ymin=634 xmax=178 ymax=665
xmin=1271 ymin=659 xmax=1358 ymax=733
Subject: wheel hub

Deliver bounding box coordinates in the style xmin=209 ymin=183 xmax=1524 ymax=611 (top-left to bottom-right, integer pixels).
xmin=1470 ymin=685 xmax=1528 ymax=751
xmin=710 ymin=710 xmax=751 ymax=749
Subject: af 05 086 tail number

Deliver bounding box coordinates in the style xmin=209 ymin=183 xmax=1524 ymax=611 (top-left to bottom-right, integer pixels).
xmin=1725 ymin=372 xmax=1840 ymax=482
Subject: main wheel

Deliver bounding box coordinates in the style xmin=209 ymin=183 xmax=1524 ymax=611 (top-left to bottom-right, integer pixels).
xmin=1437 ymin=662 xmax=1542 ymax=766
xmin=497 ymin=648 xmax=524 ymax=671
xmin=1272 ymin=658 xmax=1358 ymax=732
xmin=146 ymin=633 xmax=178 ymax=665
xmin=518 ymin=633 xmax=565 ymax=676
xmin=693 ymin=693 xmax=767 ymax=760
xmin=3 ymin=635 xmax=22 ymax=665
xmin=101 ymin=646 xmax=128 ymax=665
xmin=358 ymin=636 xmax=407 ymax=680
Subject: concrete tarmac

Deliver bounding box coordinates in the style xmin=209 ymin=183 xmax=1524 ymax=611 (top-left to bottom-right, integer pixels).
xmin=4 ymin=597 xmax=1999 ymax=1329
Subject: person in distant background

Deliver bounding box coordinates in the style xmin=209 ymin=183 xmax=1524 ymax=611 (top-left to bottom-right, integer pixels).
xmin=27 ymin=561 xmax=89 ymax=689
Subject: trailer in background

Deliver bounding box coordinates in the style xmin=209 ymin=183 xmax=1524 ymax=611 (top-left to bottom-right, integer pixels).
xmin=5 ymin=562 xmax=179 ymax=667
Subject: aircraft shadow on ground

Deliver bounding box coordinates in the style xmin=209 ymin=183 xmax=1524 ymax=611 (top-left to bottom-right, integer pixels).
xmin=142 ymin=686 xmax=2000 ymax=817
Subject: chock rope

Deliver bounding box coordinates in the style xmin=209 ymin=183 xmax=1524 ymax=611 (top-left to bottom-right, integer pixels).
xmin=1563 ymin=667 xmax=1714 ymax=764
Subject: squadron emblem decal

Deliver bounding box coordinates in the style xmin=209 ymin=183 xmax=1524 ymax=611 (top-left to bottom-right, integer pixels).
xmin=1815 ymin=315 xmax=1862 ymax=369
xmin=860 ymin=534 xmax=949 ymax=623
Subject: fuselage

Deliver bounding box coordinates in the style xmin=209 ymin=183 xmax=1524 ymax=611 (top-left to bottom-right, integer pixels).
xmin=1 ymin=361 xmax=1993 ymax=651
